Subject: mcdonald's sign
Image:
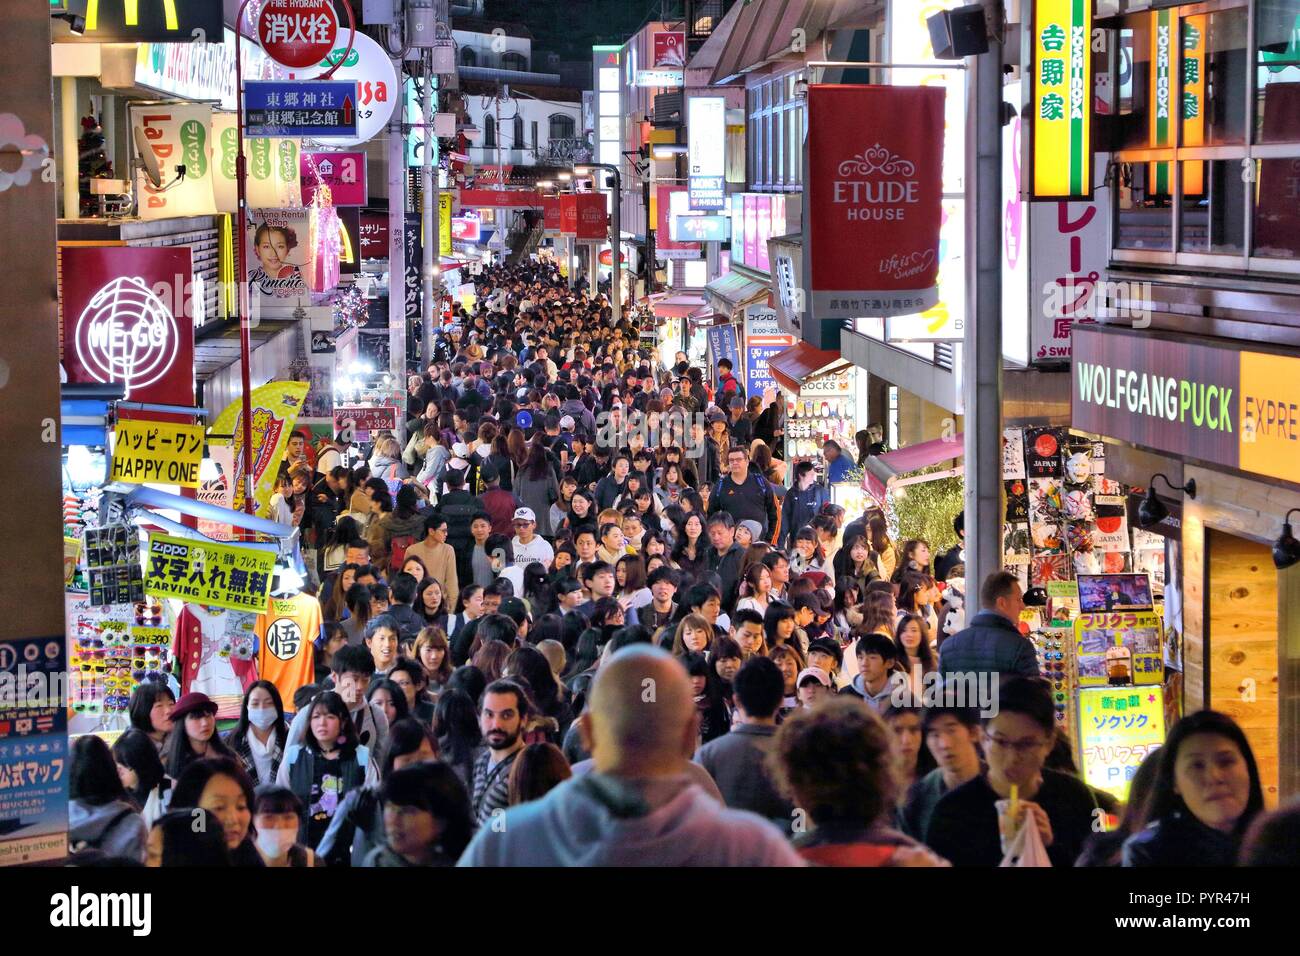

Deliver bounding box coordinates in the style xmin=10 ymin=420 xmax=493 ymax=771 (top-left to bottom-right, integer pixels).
xmin=56 ymin=0 xmax=224 ymax=43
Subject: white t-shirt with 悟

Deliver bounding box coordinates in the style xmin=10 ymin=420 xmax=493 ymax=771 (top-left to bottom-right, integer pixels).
xmin=512 ymin=535 xmax=555 ymax=570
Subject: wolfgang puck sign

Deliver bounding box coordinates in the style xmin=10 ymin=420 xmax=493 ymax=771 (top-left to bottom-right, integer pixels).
xmin=807 ymin=85 xmax=944 ymax=320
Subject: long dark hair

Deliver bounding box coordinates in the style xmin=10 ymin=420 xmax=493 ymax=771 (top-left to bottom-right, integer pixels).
xmin=381 ymin=762 xmax=475 ymax=861
xmin=415 ymin=576 xmax=448 ymax=625
xmin=151 ymin=809 xmax=231 ymax=866
xmin=381 ymin=717 xmax=439 ymax=779
xmin=112 ymin=729 xmax=167 ymax=809
xmin=170 ymin=756 xmax=256 ymax=818
xmin=304 ymin=691 xmax=361 ymax=756
xmin=163 ymin=702 xmax=234 ymax=779
xmin=523 ymin=437 xmax=550 ymax=480
xmin=1146 ymin=710 xmax=1265 ymax=836
xmin=433 ymin=688 xmax=482 ymax=767
xmin=71 ymin=734 xmax=130 ymax=806
xmin=226 ymin=680 xmax=289 ymax=755
xmin=506 ymin=645 xmax=562 ymax=714
xmin=893 ymin=612 xmax=936 ymax=671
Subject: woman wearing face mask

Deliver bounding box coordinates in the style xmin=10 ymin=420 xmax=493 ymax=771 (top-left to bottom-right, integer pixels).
xmin=252 ymin=786 xmax=319 ymax=866
xmin=225 ymin=681 xmax=289 ymax=787
xmin=163 ymin=693 xmax=235 ymax=782
xmin=1122 ymin=711 xmax=1265 ymax=867
xmin=169 ymin=756 xmax=263 ymax=866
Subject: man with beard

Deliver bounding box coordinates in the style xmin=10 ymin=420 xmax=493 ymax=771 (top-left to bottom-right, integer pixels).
xmin=472 ymin=679 xmax=530 ymax=825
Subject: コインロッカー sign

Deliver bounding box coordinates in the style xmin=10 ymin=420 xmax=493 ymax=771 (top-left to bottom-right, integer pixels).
xmin=1071 ymin=326 xmax=1300 ymax=484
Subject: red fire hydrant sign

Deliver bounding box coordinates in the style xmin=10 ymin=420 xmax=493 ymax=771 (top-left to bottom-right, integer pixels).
xmin=258 ymin=0 xmax=339 ymax=69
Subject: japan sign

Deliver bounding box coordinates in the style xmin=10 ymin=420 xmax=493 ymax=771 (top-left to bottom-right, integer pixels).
xmin=111 ymin=419 xmax=204 ymax=487
xmin=258 ymin=0 xmax=339 ymax=70
xmin=245 ymin=81 xmax=357 ymax=138
xmin=1031 ymin=0 xmax=1093 ymax=199
xmin=144 ymin=533 xmax=277 ymax=614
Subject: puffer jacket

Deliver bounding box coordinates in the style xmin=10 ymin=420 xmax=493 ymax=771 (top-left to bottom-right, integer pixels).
xmin=937 ymin=611 xmax=1040 ymax=680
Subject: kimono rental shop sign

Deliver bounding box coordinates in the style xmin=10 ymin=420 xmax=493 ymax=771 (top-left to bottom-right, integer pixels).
xmin=144 ymin=534 xmax=277 ymax=613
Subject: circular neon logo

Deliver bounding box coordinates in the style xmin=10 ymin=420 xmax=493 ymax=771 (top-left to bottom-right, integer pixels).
xmin=74 ymin=276 xmax=179 ymax=398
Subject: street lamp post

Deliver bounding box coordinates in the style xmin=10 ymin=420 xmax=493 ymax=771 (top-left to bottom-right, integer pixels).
xmin=576 ymin=163 xmax=621 ymax=324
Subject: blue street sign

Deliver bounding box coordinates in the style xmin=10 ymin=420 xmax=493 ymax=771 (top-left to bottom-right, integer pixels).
xmin=245 ymin=81 xmax=359 ymax=138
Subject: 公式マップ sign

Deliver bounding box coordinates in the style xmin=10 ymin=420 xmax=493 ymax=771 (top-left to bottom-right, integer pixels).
xmin=1072 ymin=327 xmax=1300 ymax=485
xmin=144 ymin=533 xmax=277 ymax=613
xmin=111 ymin=419 xmax=204 ymax=487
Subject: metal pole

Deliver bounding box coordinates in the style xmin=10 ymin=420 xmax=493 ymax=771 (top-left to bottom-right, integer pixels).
xmin=60 ymin=77 xmax=79 ymax=219
xmin=389 ymin=46 xmax=407 ymax=395
xmin=610 ymin=167 xmax=622 ymax=323
xmin=234 ymin=1 xmax=256 ymax=515
xmin=961 ymin=27 xmax=1004 ymax=592
xmin=421 ymin=54 xmax=436 ymax=369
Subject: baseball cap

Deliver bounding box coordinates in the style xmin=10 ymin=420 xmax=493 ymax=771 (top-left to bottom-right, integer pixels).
xmin=498 ymin=596 xmax=530 ymax=626
xmin=797 ymin=666 xmax=832 ymax=689
xmin=452 ymin=442 xmax=470 ymax=459
xmin=806 ymin=637 xmax=843 ymax=669
xmin=513 ymin=507 xmax=537 ymax=523
xmin=559 ymin=415 xmax=576 ymax=431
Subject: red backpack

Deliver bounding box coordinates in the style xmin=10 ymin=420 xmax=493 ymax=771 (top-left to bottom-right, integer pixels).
xmin=389 ymin=534 xmax=416 ymax=573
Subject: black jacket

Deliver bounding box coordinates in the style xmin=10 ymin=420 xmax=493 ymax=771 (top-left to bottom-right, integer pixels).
xmin=1121 ymin=812 xmax=1243 ymax=867
xmin=709 ymin=472 xmax=779 ymax=541
xmin=708 ymin=542 xmax=747 ymax=612
xmin=937 ymin=611 xmax=1040 ymax=681
xmin=779 ymin=482 xmax=830 ymax=548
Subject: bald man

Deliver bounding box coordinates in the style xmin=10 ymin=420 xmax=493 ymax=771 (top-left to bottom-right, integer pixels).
xmin=457 ymin=646 xmax=804 ymax=866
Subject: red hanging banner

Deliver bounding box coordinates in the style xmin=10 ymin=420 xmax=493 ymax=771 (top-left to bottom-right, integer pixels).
xmin=807 ymin=85 xmax=944 ymax=320
xmin=574 ymin=193 xmax=608 ymax=241
xmin=559 ymin=194 xmax=578 ymax=236
xmin=542 ymin=196 xmax=562 ymax=232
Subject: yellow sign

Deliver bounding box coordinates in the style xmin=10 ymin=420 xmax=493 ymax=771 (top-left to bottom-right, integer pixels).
xmin=439 ymin=193 xmax=453 ymax=257
xmin=1183 ymin=14 xmax=1206 ymax=195
xmin=1077 ymin=686 xmax=1166 ymax=800
xmin=64 ymin=536 xmax=82 ymax=585
xmin=207 ymin=381 xmax=309 ymax=519
xmin=144 ymin=533 xmax=276 ymax=613
xmin=1074 ymin=611 xmax=1163 ymax=687
xmin=111 ymin=419 xmax=204 ymax=487
xmin=1239 ymin=351 xmax=1300 ymax=480
xmin=1032 ymin=0 xmax=1092 ymax=198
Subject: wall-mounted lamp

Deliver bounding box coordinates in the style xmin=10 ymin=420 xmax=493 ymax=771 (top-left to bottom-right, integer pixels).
xmin=1136 ymin=474 xmax=1196 ymax=528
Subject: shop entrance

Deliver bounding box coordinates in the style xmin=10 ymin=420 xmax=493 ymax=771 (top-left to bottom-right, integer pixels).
xmin=1207 ymin=530 xmax=1279 ymax=806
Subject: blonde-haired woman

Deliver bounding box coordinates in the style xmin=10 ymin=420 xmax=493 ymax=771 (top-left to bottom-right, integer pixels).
xmin=368 ymin=434 xmax=408 ymax=481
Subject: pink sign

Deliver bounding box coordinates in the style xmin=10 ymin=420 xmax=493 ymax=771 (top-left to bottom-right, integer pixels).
xmin=755 ymin=195 xmax=772 ymax=272
xmin=301 ymin=151 xmax=368 ymax=206
xmin=743 ymin=195 xmax=758 ymax=268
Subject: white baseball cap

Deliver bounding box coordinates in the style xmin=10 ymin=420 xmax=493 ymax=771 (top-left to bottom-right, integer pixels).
xmin=796 ymin=667 xmax=832 ymax=688
xmin=452 ymin=442 xmax=470 ymax=458
xmin=513 ymin=507 xmax=537 ymax=523
xmin=559 ymin=415 xmax=576 ymax=431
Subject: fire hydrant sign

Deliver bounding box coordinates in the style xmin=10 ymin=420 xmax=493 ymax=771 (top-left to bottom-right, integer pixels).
xmin=258 ymin=0 xmax=339 ymax=70
xmin=145 ymin=533 xmax=277 ymax=613
xmin=111 ymin=419 xmax=204 ymax=488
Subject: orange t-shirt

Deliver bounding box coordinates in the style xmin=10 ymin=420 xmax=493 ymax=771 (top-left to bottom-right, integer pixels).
xmin=255 ymin=593 xmax=322 ymax=709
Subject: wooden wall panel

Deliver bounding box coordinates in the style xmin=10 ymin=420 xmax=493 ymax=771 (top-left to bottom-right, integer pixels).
xmin=1208 ymin=531 xmax=1280 ymax=807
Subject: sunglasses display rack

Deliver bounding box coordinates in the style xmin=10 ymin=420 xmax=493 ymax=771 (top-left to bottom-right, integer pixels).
xmin=67 ymin=595 xmax=174 ymax=726
xmin=1029 ymin=623 xmax=1077 ymax=739
xmin=782 ymin=395 xmax=857 ymax=464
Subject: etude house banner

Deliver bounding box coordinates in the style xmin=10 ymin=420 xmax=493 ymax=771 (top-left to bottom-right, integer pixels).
xmin=1071 ymin=327 xmax=1300 ymax=485
xmin=806 ymin=85 xmax=944 ymax=321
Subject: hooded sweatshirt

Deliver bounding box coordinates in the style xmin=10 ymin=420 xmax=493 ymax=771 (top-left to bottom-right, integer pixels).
xmin=457 ymin=772 xmax=803 ymax=867
xmin=68 ymin=798 xmax=148 ymax=863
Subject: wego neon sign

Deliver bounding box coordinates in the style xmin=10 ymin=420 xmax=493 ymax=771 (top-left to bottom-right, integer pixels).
xmin=73 ymin=276 xmax=180 ymax=398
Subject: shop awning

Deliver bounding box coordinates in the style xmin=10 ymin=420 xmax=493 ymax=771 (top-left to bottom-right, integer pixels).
xmin=705 ymin=270 xmax=768 ymax=318
xmin=863 ymin=435 xmax=965 ymax=501
xmin=768 ymin=341 xmax=852 ymax=394
xmin=651 ymin=293 xmax=707 ymax=319
xmin=688 ymin=308 xmax=730 ymax=328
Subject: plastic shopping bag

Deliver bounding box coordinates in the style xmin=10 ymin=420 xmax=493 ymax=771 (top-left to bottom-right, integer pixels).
xmin=999 ymin=813 xmax=1053 ymax=867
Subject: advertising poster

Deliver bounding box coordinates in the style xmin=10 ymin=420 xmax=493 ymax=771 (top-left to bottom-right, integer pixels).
xmin=132 ymin=104 xmax=216 ymax=220
xmin=144 ymin=533 xmax=277 ymax=614
xmin=59 ymin=245 xmax=196 ymax=406
xmin=197 ymin=444 xmax=236 ymax=542
xmin=1078 ymin=686 xmax=1166 ymax=801
xmin=0 ymin=636 xmax=69 ymax=866
xmin=212 ymin=113 xmax=302 ymax=212
xmin=707 ymin=325 xmax=740 ymax=378
xmin=1024 ymin=426 xmax=1065 ymax=477
xmin=300 ymin=150 xmax=367 ymax=206
xmin=110 ymin=419 xmax=204 ymax=487
xmin=207 ymin=380 xmax=310 ymax=517
xmin=247 ymin=208 xmax=312 ymax=301
xmin=1074 ymin=610 xmax=1164 ymax=686
xmin=807 ymin=84 xmax=944 ymax=319
xmin=304 ymin=365 xmax=334 ymax=419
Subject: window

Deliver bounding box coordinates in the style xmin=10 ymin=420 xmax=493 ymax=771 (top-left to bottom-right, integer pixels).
xmin=461 ymin=46 xmax=477 ymax=67
xmin=549 ymin=113 xmax=575 ymax=141
xmin=746 ymin=73 xmax=804 ymax=190
xmin=501 ymin=51 xmax=527 ymax=72
xmin=513 ymin=115 xmax=524 ymax=149
xmin=531 ymin=121 xmax=538 ymax=151
xmin=483 ymin=114 xmax=495 ymax=149
xmin=1107 ymin=1 xmax=1300 ymax=268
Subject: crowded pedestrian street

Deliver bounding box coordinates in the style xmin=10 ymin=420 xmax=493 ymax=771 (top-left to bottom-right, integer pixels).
xmin=1 ymin=0 xmax=1297 ymax=934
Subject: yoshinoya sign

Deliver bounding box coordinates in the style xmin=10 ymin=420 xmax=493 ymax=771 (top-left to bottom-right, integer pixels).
xmin=806 ymin=85 xmax=944 ymax=320
xmin=1031 ymin=0 xmax=1093 ymax=199
xmin=1072 ymin=327 xmax=1300 ymax=485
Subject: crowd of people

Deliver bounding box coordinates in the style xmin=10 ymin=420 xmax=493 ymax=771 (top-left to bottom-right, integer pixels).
xmin=67 ymin=261 xmax=1298 ymax=868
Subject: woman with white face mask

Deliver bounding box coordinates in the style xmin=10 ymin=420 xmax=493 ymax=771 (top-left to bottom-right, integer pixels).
xmin=252 ymin=786 xmax=318 ymax=867
xmin=225 ymin=681 xmax=289 ymax=787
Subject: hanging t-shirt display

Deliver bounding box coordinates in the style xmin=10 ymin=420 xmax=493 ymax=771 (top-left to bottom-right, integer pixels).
xmin=173 ymin=604 xmax=259 ymax=718
xmin=255 ymin=593 xmax=322 ymax=709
